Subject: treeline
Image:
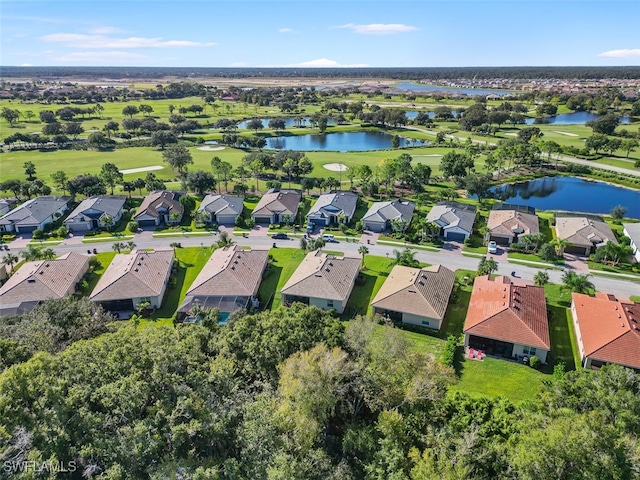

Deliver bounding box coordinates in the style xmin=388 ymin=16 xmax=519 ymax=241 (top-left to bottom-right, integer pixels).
xmin=3 ymin=65 xmax=640 ymax=79
xmin=0 ymin=303 xmax=639 ymax=479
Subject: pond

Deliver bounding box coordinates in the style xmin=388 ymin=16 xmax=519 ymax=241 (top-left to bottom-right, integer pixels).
xmin=395 ymin=82 xmax=515 ymax=96
xmin=484 ymin=176 xmax=640 ymax=219
xmin=264 ymin=131 xmax=429 ymax=152
xmin=406 ymin=110 xmax=459 ymax=120
xmin=525 ymin=111 xmax=634 ymax=125
xmin=235 ymin=117 xmax=335 ymax=129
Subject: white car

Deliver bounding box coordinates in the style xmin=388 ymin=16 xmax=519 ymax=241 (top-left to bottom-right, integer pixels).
xmin=487 ymin=241 xmax=498 ymax=254
xmin=322 ymin=234 xmax=335 ymax=242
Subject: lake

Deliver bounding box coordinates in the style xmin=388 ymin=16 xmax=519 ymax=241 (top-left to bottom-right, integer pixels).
xmin=395 ymin=82 xmax=515 ymax=96
xmin=235 ymin=117 xmax=336 ymax=129
xmin=485 ymin=176 xmax=640 ymax=219
xmin=525 ymin=111 xmax=634 ymax=125
xmin=264 ymin=131 xmax=429 ymax=152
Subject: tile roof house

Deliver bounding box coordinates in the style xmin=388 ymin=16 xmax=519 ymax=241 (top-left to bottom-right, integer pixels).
xmin=64 ymin=195 xmax=127 ymax=232
xmin=197 ymin=194 xmax=244 ymax=226
xmin=362 ymin=199 xmax=416 ymax=233
xmin=251 ymin=189 xmax=301 ymax=224
xmin=555 ymin=213 xmax=617 ymax=256
xmin=571 ymin=292 xmax=640 ymax=370
xmin=486 ymin=203 xmax=539 ymax=245
xmin=281 ymin=250 xmax=361 ymax=314
xmin=371 ymin=264 xmax=455 ymax=329
xmin=307 ymin=191 xmax=358 ymax=226
xmin=623 ymin=223 xmax=640 ymax=263
xmin=134 ymin=191 xmax=183 ymax=227
xmin=0 ymin=252 xmax=89 ymax=317
xmin=90 ymin=249 xmax=174 ymax=315
xmin=178 ymin=246 xmax=269 ymax=321
xmin=463 ymin=275 xmax=550 ymax=363
xmin=0 ymin=196 xmax=71 ymax=234
xmin=426 ymin=201 xmax=477 ymax=242
xmin=0 ymin=198 xmax=18 ymax=216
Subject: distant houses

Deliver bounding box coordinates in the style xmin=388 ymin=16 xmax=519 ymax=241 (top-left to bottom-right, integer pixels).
xmin=0 ymin=252 xmax=89 ymax=317
xmin=554 ymin=213 xmax=617 ymax=256
xmin=362 ymin=199 xmax=415 ymax=232
xmin=197 ymin=194 xmax=244 ymax=226
xmin=251 ymin=189 xmax=301 ymax=224
xmin=486 ymin=203 xmax=539 ymax=245
xmin=0 ymin=196 xmax=71 ymax=234
xmin=426 ymin=201 xmax=476 ymax=242
xmin=178 ymin=245 xmax=269 ymax=322
xmin=371 ymin=264 xmax=455 ymax=329
xmin=281 ymin=251 xmax=360 ymax=314
xmin=90 ymin=249 xmax=174 ymax=315
xmin=307 ymin=191 xmax=358 ymax=226
xmin=463 ymin=275 xmax=550 ymax=363
xmin=134 ymin=190 xmax=183 ymax=227
xmin=64 ymin=196 xmax=127 ymax=232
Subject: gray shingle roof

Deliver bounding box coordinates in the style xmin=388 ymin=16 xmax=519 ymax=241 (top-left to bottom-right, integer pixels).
xmin=198 ymin=194 xmax=244 ymax=216
xmin=622 ymin=223 xmax=640 ymax=246
xmin=426 ymin=201 xmax=477 ymax=234
xmin=363 ymin=199 xmax=415 ymax=224
xmin=0 ymin=196 xmax=70 ymax=227
xmin=307 ymin=192 xmax=358 ymax=219
xmin=65 ymin=196 xmax=126 ymax=223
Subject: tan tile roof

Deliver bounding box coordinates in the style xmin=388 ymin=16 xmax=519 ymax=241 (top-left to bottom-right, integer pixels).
xmin=463 ymin=275 xmax=550 ymax=349
xmin=371 ymin=264 xmax=455 ymax=320
xmin=0 ymin=252 xmax=89 ymax=305
xmin=572 ymin=292 xmax=640 ymax=369
xmin=187 ymin=245 xmax=268 ymax=297
xmin=281 ymin=250 xmax=360 ymax=302
xmin=134 ymin=191 xmax=183 ymax=219
xmin=555 ymin=215 xmax=617 ymax=247
xmin=252 ymin=189 xmax=301 ymax=217
xmin=487 ymin=209 xmax=539 ymax=238
xmin=90 ymin=249 xmax=174 ymax=302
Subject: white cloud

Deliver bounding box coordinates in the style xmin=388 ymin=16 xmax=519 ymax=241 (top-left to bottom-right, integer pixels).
xmin=41 ymin=33 xmax=217 ymax=49
xmin=20 ymin=63 xmax=33 ymax=67
xmin=54 ymin=51 xmax=150 ymax=62
xmin=285 ymin=58 xmax=369 ymax=68
xmin=598 ymin=48 xmax=640 ymax=58
xmin=278 ymin=28 xmax=295 ymax=34
xmin=87 ymin=26 xmax=126 ymax=35
xmin=333 ymin=23 xmax=417 ymax=35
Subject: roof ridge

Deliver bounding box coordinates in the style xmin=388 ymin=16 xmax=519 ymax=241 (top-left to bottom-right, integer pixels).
xmin=584 ymin=324 xmax=631 ymax=356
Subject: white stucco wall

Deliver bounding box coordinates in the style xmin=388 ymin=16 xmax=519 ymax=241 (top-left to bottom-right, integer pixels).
xmin=402 ymin=312 xmax=441 ymax=329
xmin=309 ymin=297 xmax=344 ymax=314
xmin=512 ymin=343 xmax=548 ymax=363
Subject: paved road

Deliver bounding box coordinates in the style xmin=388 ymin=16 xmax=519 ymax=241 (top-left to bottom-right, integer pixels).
xmin=406 ymin=126 xmax=640 ymax=178
xmin=26 ymin=231 xmax=640 ymax=299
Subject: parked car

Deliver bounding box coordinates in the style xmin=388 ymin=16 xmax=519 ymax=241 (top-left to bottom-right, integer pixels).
xmin=487 ymin=241 xmax=498 ymax=254
xmin=272 ymin=232 xmax=289 ymax=240
xmin=322 ymin=234 xmax=336 ymax=242
xmin=306 ymin=223 xmax=314 ymax=233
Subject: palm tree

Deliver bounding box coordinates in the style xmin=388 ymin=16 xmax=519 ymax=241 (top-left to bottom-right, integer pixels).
xmin=551 ymin=238 xmax=568 ymax=257
xmin=391 ymin=248 xmax=419 ymax=267
xmin=477 ymin=257 xmax=499 ymax=277
xmin=358 ymin=245 xmax=369 ymax=269
xmin=533 ymin=270 xmax=550 ymax=287
xmin=112 ymin=242 xmax=125 ymax=253
xmin=126 ymin=241 xmax=137 ymax=252
xmin=561 ymin=271 xmax=595 ymax=294
xmin=215 ymin=231 xmax=234 ymax=248
xmin=2 ymin=253 xmax=19 ymax=273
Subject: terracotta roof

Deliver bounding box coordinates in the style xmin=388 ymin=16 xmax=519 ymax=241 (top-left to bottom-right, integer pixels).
xmin=555 ymin=214 xmax=617 ymax=248
xmin=463 ymin=275 xmax=550 ymax=349
xmin=572 ymin=292 xmax=640 ymax=369
xmin=90 ymin=249 xmax=174 ymax=302
xmin=307 ymin=191 xmax=358 ymax=219
xmin=363 ymin=199 xmax=415 ymax=224
xmin=252 ymin=189 xmax=301 ymax=217
xmin=426 ymin=201 xmax=477 ymax=234
xmin=487 ymin=205 xmax=539 ymax=238
xmin=0 ymin=252 xmax=89 ymax=307
xmin=281 ymin=250 xmax=360 ymax=302
xmin=134 ymin=191 xmax=183 ymax=220
xmin=186 ymin=245 xmax=268 ymax=297
xmin=371 ymin=264 xmax=455 ymax=319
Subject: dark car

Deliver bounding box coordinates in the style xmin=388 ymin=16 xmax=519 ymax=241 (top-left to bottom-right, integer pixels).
xmin=272 ymin=233 xmax=289 ymax=240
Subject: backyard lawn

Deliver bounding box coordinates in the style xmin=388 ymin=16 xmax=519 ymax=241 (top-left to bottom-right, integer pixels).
xmin=343 ymin=254 xmax=392 ymax=317
xmin=260 ymin=247 xmax=306 ymax=309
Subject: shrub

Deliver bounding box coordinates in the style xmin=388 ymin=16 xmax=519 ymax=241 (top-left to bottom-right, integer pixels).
xmin=32 ymin=229 xmax=45 ymax=240
xmin=127 ymin=221 xmax=138 ymax=233
xmin=442 ymin=335 xmax=458 ymax=367
xmin=88 ymin=256 xmax=102 ymax=271
xmin=529 ymin=355 xmax=541 ymax=369
xmin=56 ymin=226 xmax=69 ymax=238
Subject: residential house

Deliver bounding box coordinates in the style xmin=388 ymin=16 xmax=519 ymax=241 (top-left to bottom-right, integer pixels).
xmin=623 ymin=223 xmax=640 ymax=263
xmin=0 ymin=199 xmax=18 ymax=216
xmin=197 ymin=194 xmax=244 ymax=226
xmin=426 ymin=201 xmax=477 ymax=242
xmin=134 ymin=191 xmax=183 ymax=227
xmin=307 ymin=191 xmax=358 ymax=226
xmin=362 ymin=199 xmax=416 ymax=233
xmin=463 ymin=275 xmax=550 ymax=363
xmin=0 ymin=252 xmax=89 ymax=317
xmin=251 ymin=188 xmax=301 ymax=224
xmin=64 ymin=196 xmax=127 ymax=232
xmin=0 ymin=196 xmax=71 ymax=234
xmin=486 ymin=203 xmax=539 ymax=245
xmin=281 ymin=250 xmax=360 ymax=314
xmin=554 ymin=213 xmax=617 ymax=256
xmin=178 ymin=245 xmax=269 ymax=322
xmin=571 ymin=292 xmax=640 ymax=370
xmin=90 ymin=249 xmax=174 ymax=315
xmin=371 ymin=264 xmax=455 ymax=329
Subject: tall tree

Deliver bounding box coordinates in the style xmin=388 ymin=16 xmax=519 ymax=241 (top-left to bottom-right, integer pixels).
xmin=162 ymin=144 xmax=193 ymax=175
xmin=23 ymin=161 xmax=36 ymax=181
xmin=50 ymin=170 xmax=69 ymax=194
xmin=99 ymin=163 xmax=123 ymax=195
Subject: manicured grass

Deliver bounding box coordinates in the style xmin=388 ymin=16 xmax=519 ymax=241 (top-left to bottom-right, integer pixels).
xmin=508 ymin=251 xmax=564 ymax=267
xmin=262 ymin=247 xmax=306 ymax=309
xmin=630 ymin=295 xmax=640 ymax=302
xmin=587 ymin=260 xmax=640 ymax=276
xmin=344 ymin=255 xmax=392 ymax=317
xmin=544 ymin=283 xmax=581 ymax=370
xmin=81 ymin=251 xmax=116 ymax=296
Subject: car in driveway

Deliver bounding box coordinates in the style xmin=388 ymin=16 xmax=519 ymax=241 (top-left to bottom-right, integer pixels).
xmin=487 ymin=241 xmax=498 ymax=254
xmin=271 ymin=232 xmax=289 ymax=240
xmin=322 ymin=234 xmax=336 ymax=242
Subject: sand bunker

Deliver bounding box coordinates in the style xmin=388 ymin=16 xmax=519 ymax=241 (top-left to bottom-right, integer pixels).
xmin=196 ymin=146 xmax=226 ymax=151
xmin=120 ymin=165 xmax=163 ymax=175
xmin=552 ymin=131 xmax=579 ymax=137
xmin=323 ymin=163 xmax=349 ymax=172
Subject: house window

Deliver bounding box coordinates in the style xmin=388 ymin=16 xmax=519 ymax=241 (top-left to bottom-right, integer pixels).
xmin=523 ymin=346 xmax=536 ymax=356
xmin=140 ymin=297 xmax=151 ymax=303
xmin=421 ymin=320 xmax=430 ymax=326
xmin=327 ymin=300 xmax=334 ymax=307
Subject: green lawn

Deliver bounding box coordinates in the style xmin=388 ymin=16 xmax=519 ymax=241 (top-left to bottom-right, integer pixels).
xmin=631 ymin=295 xmax=640 ymax=302
xmin=81 ymin=251 xmax=116 ymax=296
xmin=343 ymin=255 xmax=392 ymax=317
xmin=261 ymin=247 xmax=306 ymax=309
xmin=544 ymin=284 xmax=581 ymax=370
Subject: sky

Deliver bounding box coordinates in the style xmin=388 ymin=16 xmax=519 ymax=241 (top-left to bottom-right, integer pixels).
xmin=1 ymin=0 xmax=639 ymax=68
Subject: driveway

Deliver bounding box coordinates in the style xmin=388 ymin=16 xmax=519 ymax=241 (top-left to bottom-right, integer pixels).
xmin=563 ymin=253 xmax=590 ymax=272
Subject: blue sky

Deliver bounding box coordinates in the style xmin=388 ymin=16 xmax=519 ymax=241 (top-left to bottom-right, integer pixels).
xmin=2 ymin=0 xmax=639 ymax=67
